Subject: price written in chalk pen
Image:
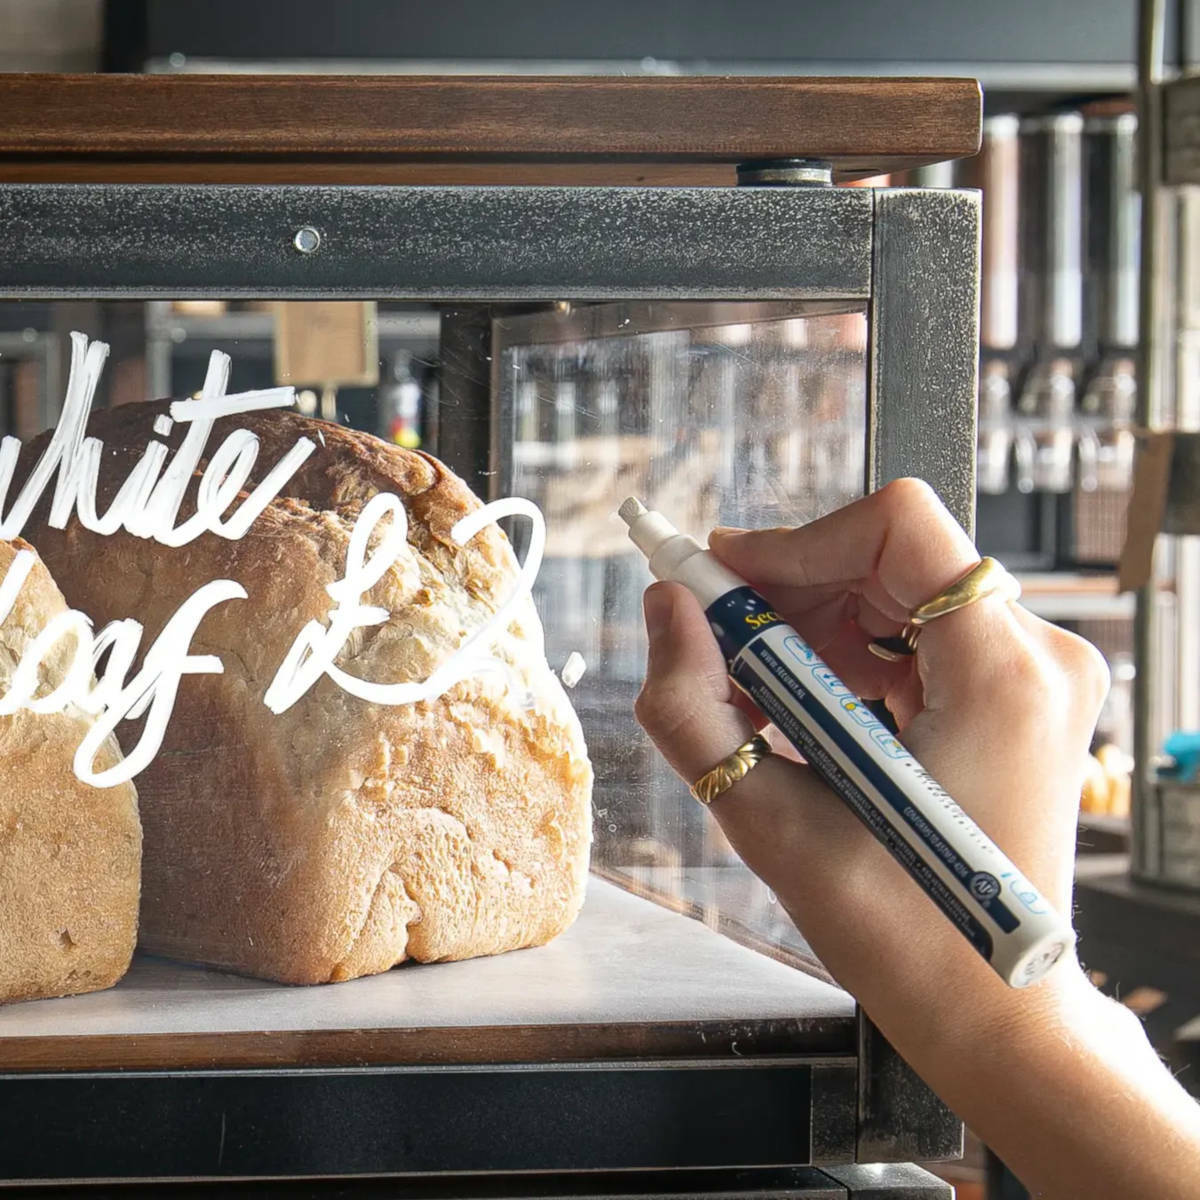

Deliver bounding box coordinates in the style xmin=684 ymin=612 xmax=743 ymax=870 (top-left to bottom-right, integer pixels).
xmin=0 ymin=333 xmax=546 ymax=788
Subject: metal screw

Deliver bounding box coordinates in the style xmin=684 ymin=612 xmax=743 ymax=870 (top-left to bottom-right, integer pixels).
xmin=293 ymin=226 xmax=321 ymax=254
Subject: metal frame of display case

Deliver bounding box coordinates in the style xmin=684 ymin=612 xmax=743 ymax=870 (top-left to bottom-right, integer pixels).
xmin=0 ymin=178 xmax=977 ymax=1192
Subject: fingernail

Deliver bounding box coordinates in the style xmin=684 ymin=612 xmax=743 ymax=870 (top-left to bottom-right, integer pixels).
xmin=711 ymin=526 xmax=748 ymax=537
xmin=643 ymin=585 xmax=674 ymax=638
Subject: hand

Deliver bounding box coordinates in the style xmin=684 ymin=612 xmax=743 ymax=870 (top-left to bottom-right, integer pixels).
xmin=634 ymin=478 xmax=1108 ymax=1015
xmin=634 ymin=479 xmax=1200 ymax=1199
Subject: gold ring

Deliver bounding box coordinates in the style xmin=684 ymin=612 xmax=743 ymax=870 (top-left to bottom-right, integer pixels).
xmin=867 ymin=557 xmax=1021 ymax=662
xmin=690 ymin=733 xmax=773 ymax=806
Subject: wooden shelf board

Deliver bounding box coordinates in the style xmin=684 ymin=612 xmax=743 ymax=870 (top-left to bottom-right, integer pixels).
xmin=0 ymin=73 xmax=982 ymax=184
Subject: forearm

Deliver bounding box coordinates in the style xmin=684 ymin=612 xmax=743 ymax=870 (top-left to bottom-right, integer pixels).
xmin=750 ymin=799 xmax=1200 ymax=1199
xmin=870 ymin=961 xmax=1200 ymax=1199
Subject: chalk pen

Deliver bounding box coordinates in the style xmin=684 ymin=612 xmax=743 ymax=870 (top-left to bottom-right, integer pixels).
xmin=618 ymin=497 xmax=1075 ymax=988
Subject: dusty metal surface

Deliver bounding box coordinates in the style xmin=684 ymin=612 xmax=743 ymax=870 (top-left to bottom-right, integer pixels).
xmin=858 ymin=187 xmax=978 ymax=1163
xmin=0 ymin=1163 xmax=953 ymax=1196
xmin=854 ymin=1014 xmax=964 ymax=1166
xmin=0 ymin=183 xmax=873 ymax=300
xmin=868 ymin=187 xmax=980 ymax=533
xmin=823 ymin=1163 xmax=954 ymax=1199
xmin=0 ymin=1062 xmax=824 ymax=1181
xmin=1133 ymin=0 xmax=1169 ymax=884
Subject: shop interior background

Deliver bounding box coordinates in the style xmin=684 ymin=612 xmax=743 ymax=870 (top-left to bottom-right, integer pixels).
xmin=4 ymin=3 xmax=1200 ymax=1198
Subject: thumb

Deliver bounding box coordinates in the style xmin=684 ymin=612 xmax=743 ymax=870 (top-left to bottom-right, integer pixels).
xmin=634 ymin=581 xmax=756 ymax=783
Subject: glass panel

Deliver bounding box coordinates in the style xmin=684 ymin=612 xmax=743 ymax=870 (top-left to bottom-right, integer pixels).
xmin=496 ymin=301 xmax=869 ymax=968
xmin=0 ymin=297 xmax=867 ymax=1035
xmin=0 ymin=301 xmax=442 ymax=442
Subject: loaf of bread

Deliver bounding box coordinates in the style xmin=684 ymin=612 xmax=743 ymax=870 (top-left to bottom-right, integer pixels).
xmin=0 ymin=539 xmax=141 ymax=1003
xmin=24 ymin=403 xmax=592 ymax=985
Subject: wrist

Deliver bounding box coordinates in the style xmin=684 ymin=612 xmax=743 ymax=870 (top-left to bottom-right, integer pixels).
xmin=850 ymin=939 xmax=1101 ymax=1087
xmin=911 ymin=954 xmax=1142 ymax=1097
xmin=963 ymin=955 xmax=1101 ymax=1050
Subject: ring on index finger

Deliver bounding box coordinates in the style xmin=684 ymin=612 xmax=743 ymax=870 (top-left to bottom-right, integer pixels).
xmin=866 ymin=557 xmax=1021 ymax=662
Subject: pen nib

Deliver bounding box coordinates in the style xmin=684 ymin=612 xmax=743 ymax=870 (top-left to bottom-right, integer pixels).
xmin=617 ymin=496 xmax=647 ymax=526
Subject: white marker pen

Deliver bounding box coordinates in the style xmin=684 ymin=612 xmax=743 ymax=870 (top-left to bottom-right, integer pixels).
xmin=619 ymin=497 xmax=1075 ymax=988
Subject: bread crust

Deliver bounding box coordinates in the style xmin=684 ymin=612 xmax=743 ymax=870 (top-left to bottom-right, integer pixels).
xmin=0 ymin=539 xmax=141 ymax=1003
xmin=22 ymin=404 xmax=592 ymax=984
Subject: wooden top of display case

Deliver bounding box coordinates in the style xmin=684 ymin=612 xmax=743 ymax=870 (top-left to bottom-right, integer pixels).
xmin=0 ymin=880 xmax=853 ymax=1072
xmin=0 ymin=73 xmax=981 ymax=186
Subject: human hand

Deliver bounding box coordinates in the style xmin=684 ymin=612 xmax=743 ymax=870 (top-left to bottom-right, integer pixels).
xmin=634 ymin=480 xmax=1200 ymax=1200
xmin=633 ymin=478 xmax=1109 ymax=1027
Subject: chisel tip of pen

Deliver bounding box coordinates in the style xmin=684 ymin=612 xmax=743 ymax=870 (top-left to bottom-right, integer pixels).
xmin=617 ymin=496 xmax=647 ymax=525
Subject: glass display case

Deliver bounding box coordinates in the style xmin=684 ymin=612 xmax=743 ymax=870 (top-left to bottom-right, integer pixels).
xmin=0 ymin=73 xmax=981 ymax=1194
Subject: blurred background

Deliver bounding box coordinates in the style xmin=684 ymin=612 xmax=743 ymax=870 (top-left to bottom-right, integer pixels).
xmin=4 ymin=3 xmax=1198 ymax=1195
xmin=0 ymin=0 xmax=1157 ymax=855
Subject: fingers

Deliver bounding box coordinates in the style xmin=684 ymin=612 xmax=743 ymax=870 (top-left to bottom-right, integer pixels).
xmin=633 ymin=580 xmax=821 ymax=809
xmin=710 ymin=478 xmax=977 ymax=615
xmin=1008 ymin=604 xmax=1112 ymax=734
xmin=710 ymin=479 xmax=1046 ymax=720
xmin=705 ymin=478 xmax=1108 ymax=732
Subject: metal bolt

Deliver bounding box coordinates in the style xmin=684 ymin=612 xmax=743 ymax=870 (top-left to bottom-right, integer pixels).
xmin=293 ymin=226 xmax=321 ymax=254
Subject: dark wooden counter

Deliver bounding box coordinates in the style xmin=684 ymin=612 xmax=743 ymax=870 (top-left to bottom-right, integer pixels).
xmin=0 ymin=73 xmax=981 ymax=185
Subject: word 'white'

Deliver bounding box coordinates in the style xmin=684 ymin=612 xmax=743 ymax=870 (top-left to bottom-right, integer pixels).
xmin=0 ymin=332 xmax=315 ymax=547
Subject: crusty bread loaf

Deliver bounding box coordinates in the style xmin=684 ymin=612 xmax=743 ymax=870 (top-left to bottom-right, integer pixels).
xmin=24 ymin=403 xmax=592 ymax=985
xmin=0 ymin=539 xmax=141 ymax=1003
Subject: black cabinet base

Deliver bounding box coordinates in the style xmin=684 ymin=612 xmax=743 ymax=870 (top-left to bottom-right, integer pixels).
xmin=0 ymin=1164 xmax=953 ymax=1198
xmin=0 ymin=1064 xmax=831 ymax=1181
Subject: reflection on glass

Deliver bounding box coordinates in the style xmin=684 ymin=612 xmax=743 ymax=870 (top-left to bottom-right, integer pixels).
xmin=1015 ymin=356 xmax=1077 ymax=494
xmin=977 ymin=358 xmax=1015 ymax=495
xmin=1078 ymin=354 xmax=1137 ymax=492
xmin=497 ymin=303 xmax=868 ymax=965
xmin=0 ymin=298 xmax=868 ymax=975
